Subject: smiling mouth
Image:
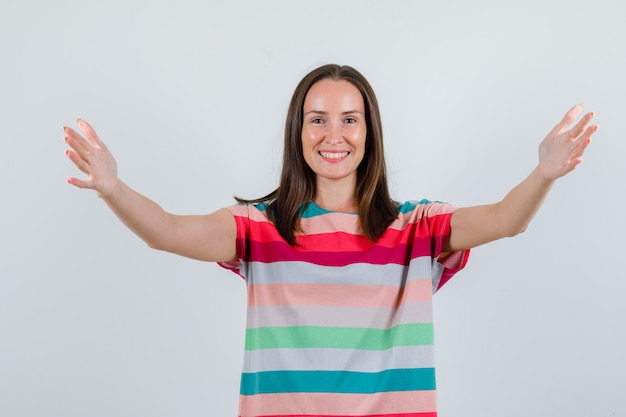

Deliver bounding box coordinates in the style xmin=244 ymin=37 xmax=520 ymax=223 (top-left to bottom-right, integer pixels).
xmin=319 ymin=151 xmax=349 ymax=159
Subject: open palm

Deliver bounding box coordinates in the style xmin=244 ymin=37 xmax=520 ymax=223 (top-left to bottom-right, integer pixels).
xmin=538 ymin=104 xmax=598 ymax=180
xmin=64 ymin=119 xmax=119 ymax=198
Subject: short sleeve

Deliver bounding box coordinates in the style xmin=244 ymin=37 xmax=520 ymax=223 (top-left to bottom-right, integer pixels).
xmin=217 ymin=205 xmax=251 ymax=279
xmin=418 ymin=201 xmax=470 ymax=292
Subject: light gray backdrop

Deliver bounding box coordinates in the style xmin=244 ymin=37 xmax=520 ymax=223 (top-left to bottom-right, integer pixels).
xmin=1 ymin=0 xmax=623 ymax=416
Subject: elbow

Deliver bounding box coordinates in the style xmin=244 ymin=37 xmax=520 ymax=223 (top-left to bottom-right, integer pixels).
xmin=503 ymin=223 xmax=528 ymax=238
xmin=146 ymin=240 xmax=162 ymax=251
xmin=145 ymin=237 xmax=170 ymax=252
xmin=146 ymin=240 xmax=160 ymax=250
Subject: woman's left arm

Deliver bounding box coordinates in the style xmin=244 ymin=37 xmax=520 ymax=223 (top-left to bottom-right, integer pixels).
xmin=446 ymin=104 xmax=599 ymax=252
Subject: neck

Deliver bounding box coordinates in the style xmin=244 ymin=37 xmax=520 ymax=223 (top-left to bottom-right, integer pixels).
xmin=314 ymin=177 xmax=358 ymax=213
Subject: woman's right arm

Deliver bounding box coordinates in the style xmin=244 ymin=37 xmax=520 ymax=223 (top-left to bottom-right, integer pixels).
xmin=64 ymin=119 xmax=237 ymax=263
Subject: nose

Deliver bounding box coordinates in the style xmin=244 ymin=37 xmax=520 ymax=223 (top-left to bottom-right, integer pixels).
xmin=325 ymin=121 xmax=343 ymax=144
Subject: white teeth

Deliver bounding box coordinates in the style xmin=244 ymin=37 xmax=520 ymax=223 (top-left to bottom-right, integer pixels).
xmin=320 ymin=151 xmax=349 ymax=159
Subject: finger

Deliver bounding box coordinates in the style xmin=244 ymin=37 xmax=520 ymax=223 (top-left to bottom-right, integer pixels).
xmin=566 ymin=112 xmax=595 ymax=140
xmin=570 ymin=125 xmax=596 ymax=157
xmin=65 ymin=149 xmax=92 ymax=175
xmin=66 ymin=176 xmax=92 ymax=189
xmin=566 ymin=157 xmax=583 ymax=173
xmin=63 ymin=125 xmax=91 ymax=158
xmin=584 ymin=123 xmax=599 ymax=139
xmin=550 ymin=104 xmax=584 ymax=135
xmin=76 ymin=118 xmax=107 ymax=150
xmin=570 ymin=136 xmax=591 ymax=159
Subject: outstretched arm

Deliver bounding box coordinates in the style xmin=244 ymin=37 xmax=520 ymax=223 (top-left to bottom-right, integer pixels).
xmin=64 ymin=119 xmax=237 ymax=262
xmin=446 ymin=104 xmax=598 ymax=251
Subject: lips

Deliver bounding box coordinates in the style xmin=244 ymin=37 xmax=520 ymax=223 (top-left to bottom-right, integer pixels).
xmin=319 ymin=151 xmax=349 ymax=160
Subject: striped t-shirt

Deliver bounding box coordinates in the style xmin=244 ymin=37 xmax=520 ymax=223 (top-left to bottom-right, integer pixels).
xmin=219 ymin=200 xmax=470 ymax=417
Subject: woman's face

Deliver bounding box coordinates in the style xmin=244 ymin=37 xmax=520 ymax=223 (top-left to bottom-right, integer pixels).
xmin=301 ymin=78 xmax=367 ymax=188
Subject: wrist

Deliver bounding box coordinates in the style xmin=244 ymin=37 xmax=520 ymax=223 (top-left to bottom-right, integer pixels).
xmin=534 ymin=165 xmax=556 ymax=187
xmin=98 ymin=177 xmax=123 ymax=200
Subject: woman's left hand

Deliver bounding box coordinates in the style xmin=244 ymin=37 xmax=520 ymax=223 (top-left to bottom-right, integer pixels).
xmin=538 ymin=104 xmax=598 ymax=180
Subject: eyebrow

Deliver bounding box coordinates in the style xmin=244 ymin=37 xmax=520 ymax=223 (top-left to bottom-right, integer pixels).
xmin=304 ymin=110 xmax=364 ymax=116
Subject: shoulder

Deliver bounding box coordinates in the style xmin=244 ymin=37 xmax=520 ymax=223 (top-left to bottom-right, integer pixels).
xmin=397 ymin=199 xmax=457 ymax=218
xmin=224 ymin=202 xmax=273 ymax=220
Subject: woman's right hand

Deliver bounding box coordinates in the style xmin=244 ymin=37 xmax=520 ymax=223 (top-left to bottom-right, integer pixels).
xmin=64 ymin=119 xmax=119 ymax=198
xmin=63 ymin=119 xmax=237 ymax=262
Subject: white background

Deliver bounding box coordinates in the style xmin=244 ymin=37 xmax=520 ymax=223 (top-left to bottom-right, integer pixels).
xmin=1 ymin=1 xmax=624 ymax=416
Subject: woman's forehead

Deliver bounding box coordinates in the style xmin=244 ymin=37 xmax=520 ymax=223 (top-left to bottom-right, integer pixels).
xmin=303 ymin=79 xmax=364 ymax=112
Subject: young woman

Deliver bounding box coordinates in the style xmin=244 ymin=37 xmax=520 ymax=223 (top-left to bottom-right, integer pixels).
xmin=64 ymin=64 xmax=597 ymax=417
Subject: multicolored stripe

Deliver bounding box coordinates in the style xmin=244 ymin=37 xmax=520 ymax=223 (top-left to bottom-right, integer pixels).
xmin=219 ymin=200 xmax=469 ymax=417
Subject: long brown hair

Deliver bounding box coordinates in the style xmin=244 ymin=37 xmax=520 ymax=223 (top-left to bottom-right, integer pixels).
xmin=236 ymin=64 xmax=398 ymax=245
